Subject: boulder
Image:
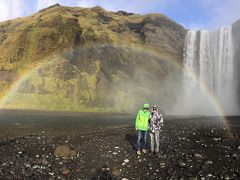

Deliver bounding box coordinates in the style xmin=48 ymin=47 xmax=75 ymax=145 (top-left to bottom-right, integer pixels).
xmin=54 ymin=145 xmax=76 ymax=157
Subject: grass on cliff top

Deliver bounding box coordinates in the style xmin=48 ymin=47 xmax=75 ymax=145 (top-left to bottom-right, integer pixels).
xmin=0 ymin=4 xmax=184 ymax=71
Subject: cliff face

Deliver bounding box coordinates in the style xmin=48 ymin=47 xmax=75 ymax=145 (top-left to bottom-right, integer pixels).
xmin=0 ymin=4 xmax=186 ymax=112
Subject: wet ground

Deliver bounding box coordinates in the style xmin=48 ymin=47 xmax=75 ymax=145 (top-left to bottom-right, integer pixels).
xmin=0 ymin=110 xmax=240 ymax=179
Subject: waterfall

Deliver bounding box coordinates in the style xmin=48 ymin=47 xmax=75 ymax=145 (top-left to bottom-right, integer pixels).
xmin=183 ymin=26 xmax=238 ymax=115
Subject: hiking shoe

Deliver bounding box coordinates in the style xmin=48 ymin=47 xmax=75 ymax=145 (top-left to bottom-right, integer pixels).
xmin=142 ymin=149 xmax=147 ymax=153
xmin=137 ymin=150 xmax=141 ymax=155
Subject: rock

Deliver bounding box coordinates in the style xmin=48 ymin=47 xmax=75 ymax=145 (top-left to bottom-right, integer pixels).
xmin=178 ymin=161 xmax=187 ymax=168
xmin=207 ymin=174 xmax=213 ymax=177
xmin=225 ymin=154 xmax=230 ymax=158
xmin=213 ymin=137 xmax=222 ymax=141
xmin=232 ymin=153 xmax=237 ymax=159
xmin=224 ymin=175 xmax=231 ymax=180
xmin=61 ymin=167 xmax=70 ymax=175
xmin=206 ymin=160 xmax=213 ymax=164
xmin=54 ymin=145 xmax=76 ymax=157
xmin=24 ymin=163 xmax=31 ymax=168
xmin=32 ymin=165 xmax=38 ymax=169
xmin=160 ymin=162 xmax=165 ymax=168
xmin=194 ymin=153 xmax=203 ymax=159
xmin=2 ymin=162 xmax=7 ymax=166
xmin=49 ymin=172 xmax=54 ymax=176
xmin=42 ymin=158 xmax=49 ymax=165
xmin=112 ymin=168 xmax=122 ymax=176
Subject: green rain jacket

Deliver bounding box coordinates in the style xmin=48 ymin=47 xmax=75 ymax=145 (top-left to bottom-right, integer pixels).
xmin=135 ymin=109 xmax=151 ymax=131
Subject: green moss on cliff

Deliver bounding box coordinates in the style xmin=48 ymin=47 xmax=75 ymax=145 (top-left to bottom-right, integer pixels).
xmin=44 ymin=77 xmax=58 ymax=92
xmin=4 ymin=92 xmax=116 ymax=112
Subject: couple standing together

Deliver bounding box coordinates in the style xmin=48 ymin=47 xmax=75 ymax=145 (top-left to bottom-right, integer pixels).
xmin=135 ymin=103 xmax=164 ymax=155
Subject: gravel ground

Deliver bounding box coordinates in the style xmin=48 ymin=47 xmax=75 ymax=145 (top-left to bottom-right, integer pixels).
xmin=0 ymin=110 xmax=240 ymax=179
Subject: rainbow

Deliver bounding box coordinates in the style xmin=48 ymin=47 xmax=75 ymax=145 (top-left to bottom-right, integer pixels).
xmin=0 ymin=55 xmax=62 ymax=109
xmin=0 ymin=44 xmax=230 ymax=130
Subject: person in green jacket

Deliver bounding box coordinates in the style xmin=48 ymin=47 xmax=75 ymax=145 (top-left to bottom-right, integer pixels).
xmin=135 ymin=103 xmax=151 ymax=155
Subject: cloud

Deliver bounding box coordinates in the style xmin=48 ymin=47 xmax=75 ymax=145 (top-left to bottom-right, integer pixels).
xmin=208 ymin=0 xmax=240 ymax=29
xmin=193 ymin=0 xmax=240 ymax=30
xmin=1 ymin=0 xmax=176 ymax=22
xmin=0 ymin=0 xmax=240 ymax=30
xmin=180 ymin=22 xmax=207 ymax=30
xmin=77 ymin=0 xmax=96 ymax=8
xmin=36 ymin=0 xmax=59 ymax=11
xmin=0 ymin=0 xmax=30 ymax=22
xmin=0 ymin=1 xmax=9 ymax=21
xmin=75 ymin=0 xmax=179 ymax=14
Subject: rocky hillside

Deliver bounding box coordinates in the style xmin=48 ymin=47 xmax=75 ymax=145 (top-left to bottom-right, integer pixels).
xmin=0 ymin=4 xmax=186 ymax=112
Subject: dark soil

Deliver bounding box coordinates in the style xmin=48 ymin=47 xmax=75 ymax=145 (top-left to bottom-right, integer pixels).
xmin=0 ymin=110 xmax=240 ymax=179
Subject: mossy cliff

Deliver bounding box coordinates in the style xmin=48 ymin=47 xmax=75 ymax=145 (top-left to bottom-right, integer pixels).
xmin=0 ymin=4 xmax=186 ymax=112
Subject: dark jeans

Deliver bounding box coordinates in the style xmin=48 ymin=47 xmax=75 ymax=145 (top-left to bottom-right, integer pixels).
xmin=136 ymin=129 xmax=148 ymax=150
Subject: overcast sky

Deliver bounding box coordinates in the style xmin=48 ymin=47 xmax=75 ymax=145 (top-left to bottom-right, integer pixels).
xmin=0 ymin=0 xmax=240 ymax=30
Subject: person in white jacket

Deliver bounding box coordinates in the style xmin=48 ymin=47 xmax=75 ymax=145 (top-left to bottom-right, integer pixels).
xmin=149 ymin=105 xmax=163 ymax=154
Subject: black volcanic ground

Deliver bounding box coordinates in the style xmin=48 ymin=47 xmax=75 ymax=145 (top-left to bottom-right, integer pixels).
xmin=0 ymin=110 xmax=240 ymax=179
